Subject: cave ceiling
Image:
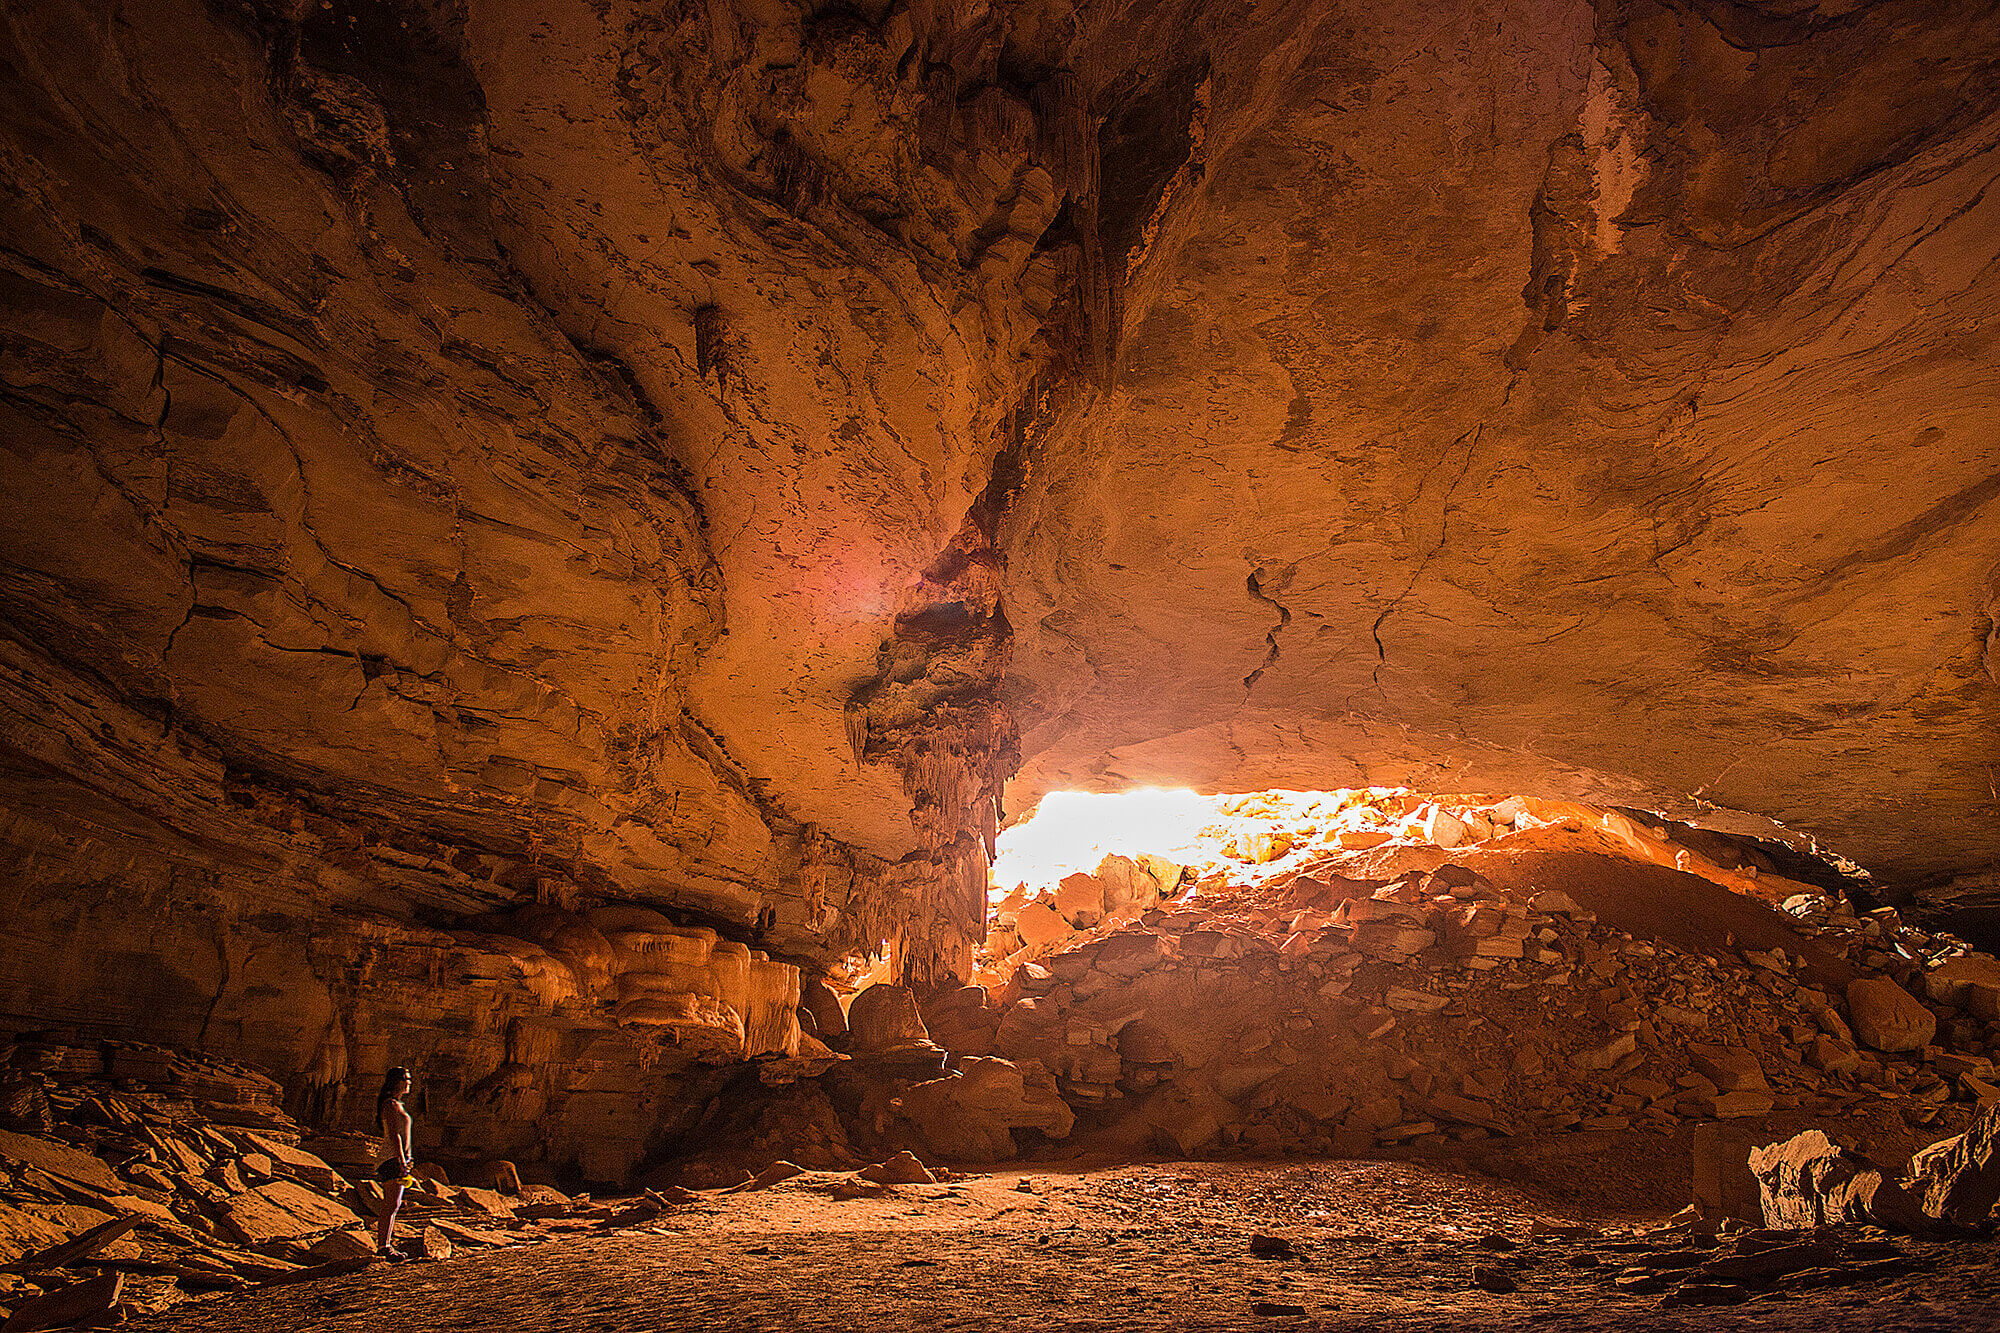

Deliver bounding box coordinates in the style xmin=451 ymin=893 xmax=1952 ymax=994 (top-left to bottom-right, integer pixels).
xmin=1 ymin=0 xmax=1997 ymax=947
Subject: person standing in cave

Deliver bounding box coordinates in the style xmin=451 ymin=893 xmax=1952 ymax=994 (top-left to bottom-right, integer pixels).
xmin=373 ymin=1067 xmax=415 ymax=1259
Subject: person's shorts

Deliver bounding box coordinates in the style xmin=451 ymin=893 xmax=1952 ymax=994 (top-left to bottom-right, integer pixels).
xmin=374 ymin=1160 xmax=404 ymax=1183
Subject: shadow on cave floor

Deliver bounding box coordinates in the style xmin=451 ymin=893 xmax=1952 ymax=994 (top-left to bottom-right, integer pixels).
xmin=124 ymin=1160 xmax=2000 ymax=1333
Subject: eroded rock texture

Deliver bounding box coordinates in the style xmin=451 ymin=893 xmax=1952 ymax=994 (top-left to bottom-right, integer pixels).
xmin=1008 ymin=0 xmax=2000 ymax=898
xmin=1 ymin=0 xmax=1998 ymax=1176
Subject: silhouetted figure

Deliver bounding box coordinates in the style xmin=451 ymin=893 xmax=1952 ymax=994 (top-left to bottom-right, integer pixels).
xmin=373 ymin=1067 xmax=414 ymax=1258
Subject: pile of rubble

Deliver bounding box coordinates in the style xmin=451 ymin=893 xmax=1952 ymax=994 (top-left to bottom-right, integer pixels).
xmin=824 ymin=790 xmax=2000 ymax=1170
xmin=0 ymin=1035 xmax=703 ymax=1328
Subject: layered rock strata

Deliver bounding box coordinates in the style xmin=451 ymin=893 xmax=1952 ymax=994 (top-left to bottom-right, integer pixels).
xmin=4 ymin=0 xmax=2000 ymax=1190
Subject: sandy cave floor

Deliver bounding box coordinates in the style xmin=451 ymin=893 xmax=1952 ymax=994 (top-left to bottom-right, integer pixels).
xmin=125 ymin=1161 xmax=2000 ymax=1333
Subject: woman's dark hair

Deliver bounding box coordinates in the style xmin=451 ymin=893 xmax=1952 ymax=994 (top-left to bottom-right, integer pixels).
xmin=375 ymin=1067 xmax=410 ymax=1133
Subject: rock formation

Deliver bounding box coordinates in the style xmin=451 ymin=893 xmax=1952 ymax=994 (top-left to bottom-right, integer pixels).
xmin=2 ymin=0 xmax=1999 ymax=1200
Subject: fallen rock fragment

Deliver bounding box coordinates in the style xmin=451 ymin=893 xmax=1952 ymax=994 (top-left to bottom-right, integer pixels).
xmin=893 ymin=1057 xmax=1073 ymax=1161
xmin=1690 ymin=1123 xmax=1763 ymax=1224
xmin=1695 ymin=1239 xmax=1834 ymax=1282
xmin=1748 ymin=1130 xmax=1927 ymax=1232
xmin=1906 ymin=1105 xmax=2000 ymax=1228
xmin=303 ymin=1229 xmax=379 ymax=1263
xmin=857 ymin=1152 xmax=934 ymax=1186
xmin=1471 ymin=1264 xmax=1517 ymax=1293
xmin=1844 ymin=978 xmax=1936 ymax=1054
xmin=1660 ymin=1282 xmax=1751 ymax=1308
xmin=0 ymin=1272 xmax=121 ymax=1333
xmin=1687 ymin=1045 xmax=1768 ymax=1093
xmin=255 ymin=1256 xmax=376 ymax=1289
xmin=1571 ymin=1033 xmax=1636 ymax=1071
xmin=1925 ymin=955 xmax=2000 ymax=1020
xmin=1 ymin=1215 xmax=142 ymax=1273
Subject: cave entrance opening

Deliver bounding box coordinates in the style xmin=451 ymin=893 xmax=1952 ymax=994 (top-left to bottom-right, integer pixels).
xmin=970 ymin=786 xmax=1851 ymax=992
xmin=976 ymin=785 xmax=1453 ymax=988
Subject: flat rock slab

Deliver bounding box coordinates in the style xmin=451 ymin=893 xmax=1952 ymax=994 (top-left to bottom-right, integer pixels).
xmin=0 ymin=1130 xmax=125 ymax=1196
xmin=220 ymin=1182 xmax=364 ymax=1246
xmin=0 ymin=1207 xmax=72 ymax=1269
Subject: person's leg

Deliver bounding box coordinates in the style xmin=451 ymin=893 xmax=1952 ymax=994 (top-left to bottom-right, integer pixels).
xmin=376 ymin=1181 xmax=404 ymax=1253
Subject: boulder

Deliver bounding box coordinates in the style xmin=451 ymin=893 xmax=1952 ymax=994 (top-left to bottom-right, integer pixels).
xmin=800 ymin=978 xmax=848 ymax=1040
xmin=1926 ymin=955 xmax=2000 ymax=1021
xmin=1232 ymin=827 xmax=1293 ymax=863
xmin=1426 ymin=1093 xmax=1515 ymax=1136
xmin=1012 ymin=901 xmax=1072 ymax=950
xmin=727 ymin=1161 xmax=805 ymax=1192
xmin=1353 ymin=1007 xmax=1397 ymax=1040
xmin=1116 ymin=1020 xmax=1176 ymax=1066
xmin=1348 ymin=1096 xmax=1404 ymax=1133
xmin=1096 ymin=855 xmax=1168 ymax=919
xmin=1528 ymin=889 xmax=1588 ymax=917
xmin=1424 ymin=863 xmax=1485 ymax=894
xmin=1702 ymin=1089 xmax=1776 ymax=1118
xmin=1094 ymin=931 xmax=1170 ymax=978
xmin=4 ymin=1216 xmax=143 ymax=1273
xmin=1747 ymin=1129 xmax=1927 ymax=1232
xmin=846 ymin=985 xmax=930 ymax=1052
xmin=305 ymin=1228 xmax=379 ymax=1262
xmin=0 ymin=1129 xmax=124 ymax=1196
xmin=1 ymin=1273 xmax=123 ymax=1333
xmin=0 ymin=1076 xmax=52 ymax=1135
xmin=1443 ymin=903 xmax=1504 ymax=942
xmin=1384 ymin=986 xmax=1449 ymax=1015
xmin=1906 ymin=1106 xmax=2000 ymax=1228
xmin=1688 ymin=1045 xmax=1769 ymax=1093
xmin=919 ymin=985 xmax=996 ymax=1057
xmin=1351 ymin=923 xmax=1436 ymax=959
xmin=1845 ymin=977 xmax=1936 ymax=1053
xmin=1137 ymin=1084 xmax=1237 ymax=1156
xmin=1419 ymin=807 xmax=1467 ymax=848
xmin=894 ymin=1058 xmax=1074 ymax=1161
xmin=1055 ymin=872 xmax=1106 ymax=927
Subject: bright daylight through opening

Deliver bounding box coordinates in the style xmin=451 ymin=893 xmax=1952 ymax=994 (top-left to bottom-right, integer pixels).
xmin=971 ymin=786 xmax=1882 ymax=993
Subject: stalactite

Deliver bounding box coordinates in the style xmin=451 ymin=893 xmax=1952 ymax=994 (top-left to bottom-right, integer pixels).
xmin=1030 ymin=72 xmax=1095 ymax=201
xmin=961 ymin=87 xmax=1034 ymax=159
xmin=843 ymin=407 xmax=1034 ymax=992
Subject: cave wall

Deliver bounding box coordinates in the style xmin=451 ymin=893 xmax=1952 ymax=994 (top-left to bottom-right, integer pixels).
xmin=0 ymin=0 xmax=1113 ymax=1157
xmin=0 ymin=0 xmax=945 ymax=1162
